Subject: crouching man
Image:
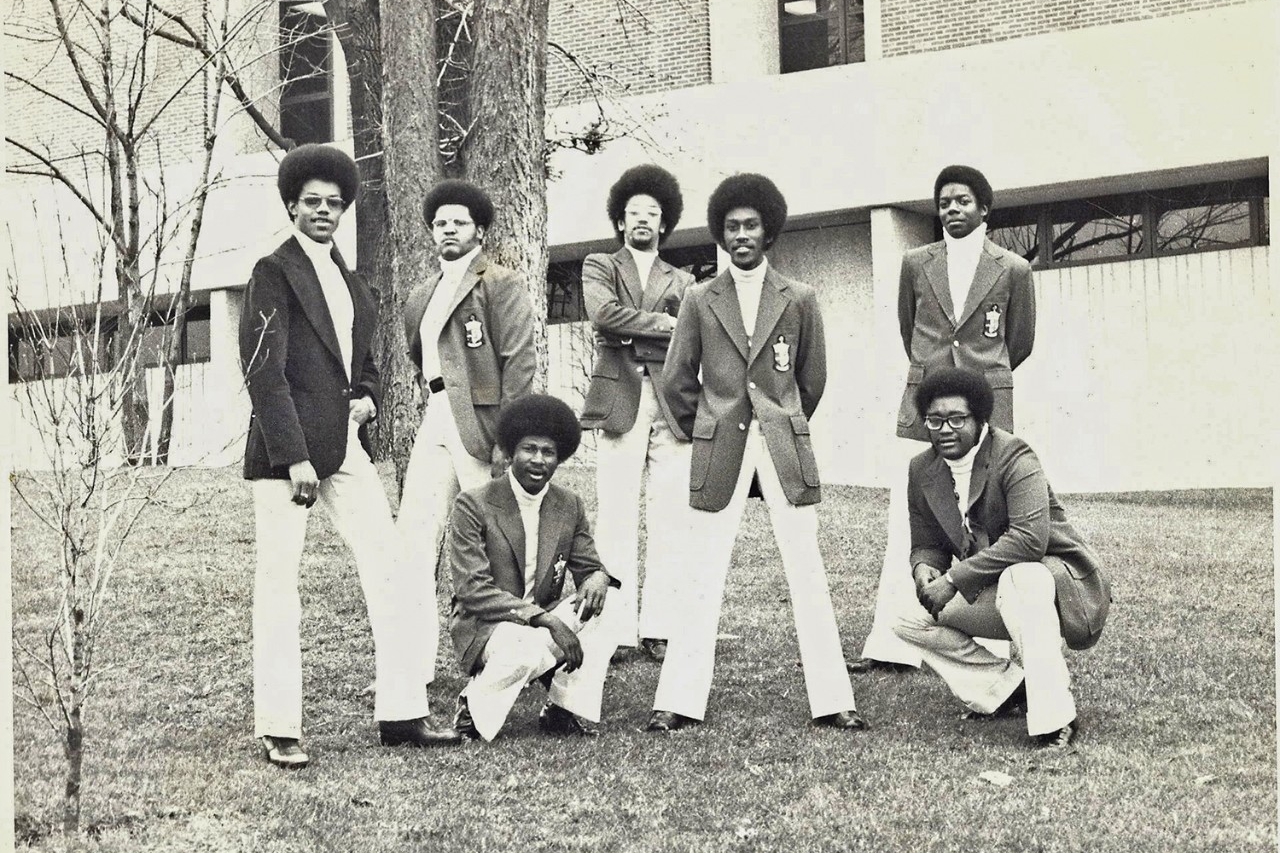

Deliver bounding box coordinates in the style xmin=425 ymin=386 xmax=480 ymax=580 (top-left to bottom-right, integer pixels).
xmin=449 ymin=394 xmax=620 ymax=740
xmin=893 ymin=367 xmax=1111 ymax=748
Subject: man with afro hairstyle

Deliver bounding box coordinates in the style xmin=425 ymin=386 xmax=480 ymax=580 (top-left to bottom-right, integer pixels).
xmin=447 ymin=394 xmax=621 ymax=740
xmin=579 ymin=164 xmax=697 ymax=663
xmin=241 ymin=145 xmax=461 ymax=769
xmin=851 ymin=164 xmax=1036 ymax=675
xmin=399 ymin=178 xmax=536 ymax=688
xmin=646 ymin=173 xmax=865 ymax=733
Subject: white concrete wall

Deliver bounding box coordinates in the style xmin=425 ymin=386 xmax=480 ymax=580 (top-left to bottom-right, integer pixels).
xmin=546 ymin=2 xmax=1276 ymax=250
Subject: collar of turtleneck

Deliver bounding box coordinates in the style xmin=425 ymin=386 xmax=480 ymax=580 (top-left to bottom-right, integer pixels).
xmin=439 ymin=246 xmax=481 ymax=282
xmin=943 ymin=424 xmax=988 ymax=476
xmin=728 ymin=256 xmax=768 ymax=287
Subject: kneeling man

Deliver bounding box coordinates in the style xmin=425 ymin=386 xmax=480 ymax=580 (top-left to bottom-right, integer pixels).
xmin=449 ymin=394 xmax=620 ymax=740
xmin=894 ymin=367 xmax=1111 ymax=748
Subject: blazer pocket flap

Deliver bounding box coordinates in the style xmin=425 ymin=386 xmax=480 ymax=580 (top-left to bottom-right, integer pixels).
xmin=907 ymin=363 xmax=925 ymax=383
xmin=789 ymin=415 xmax=811 ymax=435
xmin=984 ymin=366 xmax=1014 ymax=389
xmin=692 ymin=417 xmax=717 ymax=440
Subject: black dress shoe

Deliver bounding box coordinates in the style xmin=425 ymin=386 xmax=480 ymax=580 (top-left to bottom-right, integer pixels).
xmin=646 ymin=710 xmax=697 ymax=732
xmin=846 ymin=658 xmax=915 ymax=675
xmin=640 ymin=638 xmax=668 ymax=662
xmin=260 ymin=735 xmax=310 ymax=769
xmin=1034 ymin=720 xmax=1078 ymax=750
xmin=453 ymin=696 xmax=480 ymax=741
xmin=379 ymin=716 xmax=464 ymax=747
xmin=538 ymin=702 xmax=600 ymax=737
xmin=961 ymin=682 xmax=1027 ymax=720
xmin=813 ymin=710 xmax=869 ymax=730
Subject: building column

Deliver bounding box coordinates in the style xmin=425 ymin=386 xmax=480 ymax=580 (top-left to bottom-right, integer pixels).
xmin=209 ymin=287 xmax=250 ymax=467
xmin=868 ymin=206 xmax=933 ymax=487
xmin=709 ymin=0 xmax=778 ymax=83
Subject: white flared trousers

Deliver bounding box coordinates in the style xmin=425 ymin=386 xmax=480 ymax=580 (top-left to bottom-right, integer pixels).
xmin=253 ymin=430 xmax=430 ymax=738
xmin=651 ymin=423 xmax=857 ymax=721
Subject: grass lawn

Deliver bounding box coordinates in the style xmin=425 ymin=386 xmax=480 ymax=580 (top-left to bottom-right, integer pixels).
xmin=9 ymin=465 xmax=1275 ymax=852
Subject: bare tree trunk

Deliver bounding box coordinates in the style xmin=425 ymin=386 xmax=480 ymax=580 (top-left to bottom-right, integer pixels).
xmin=63 ymin=603 xmax=85 ymax=834
xmin=465 ymin=0 xmax=551 ymax=390
xmin=330 ymin=0 xmax=411 ymax=483
xmin=379 ymin=0 xmax=440 ymax=486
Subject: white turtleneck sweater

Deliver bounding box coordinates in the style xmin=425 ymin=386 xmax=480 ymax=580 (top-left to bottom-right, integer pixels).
xmin=507 ymin=467 xmax=548 ymax=600
xmin=294 ymin=229 xmax=353 ymax=379
xmin=943 ymin=221 xmax=987 ymax=321
xmin=419 ymin=245 xmax=482 ymax=380
xmin=729 ymin=257 xmax=769 ymax=340
xmin=626 ymin=244 xmax=658 ymax=291
xmin=943 ymin=424 xmax=989 ymax=549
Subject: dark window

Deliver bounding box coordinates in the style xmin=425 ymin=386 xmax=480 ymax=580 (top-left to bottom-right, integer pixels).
xmin=986 ymin=177 xmax=1268 ymax=269
xmin=9 ymin=304 xmax=211 ymax=383
xmin=779 ymin=0 xmax=865 ymax=74
xmin=546 ymin=244 xmax=719 ymax=325
xmin=279 ymin=1 xmax=333 ymax=145
xmin=547 ymin=261 xmax=586 ymax=325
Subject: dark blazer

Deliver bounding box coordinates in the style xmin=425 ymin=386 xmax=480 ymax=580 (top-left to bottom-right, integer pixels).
xmin=240 ymin=236 xmax=378 ymax=481
xmin=448 ymin=477 xmax=618 ymax=675
xmin=403 ymin=253 xmax=536 ymax=463
xmin=662 ymin=266 xmax=826 ymax=512
xmin=907 ymin=428 xmax=1111 ymax=650
xmin=896 ymin=239 xmax=1035 ymax=440
xmin=579 ymin=248 xmax=695 ymax=434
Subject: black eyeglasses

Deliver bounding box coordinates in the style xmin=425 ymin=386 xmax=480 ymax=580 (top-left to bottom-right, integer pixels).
xmin=924 ymin=414 xmax=972 ymax=431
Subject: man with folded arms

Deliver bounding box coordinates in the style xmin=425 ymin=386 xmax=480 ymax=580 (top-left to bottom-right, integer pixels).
xmin=580 ymin=164 xmax=696 ymax=662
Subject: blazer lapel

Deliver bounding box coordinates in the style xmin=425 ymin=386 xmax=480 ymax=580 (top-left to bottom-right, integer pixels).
xmin=490 ymin=479 xmax=526 ymax=575
xmin=615 ymin=248 xmax=643 ymax=308
xmin=533 ymin=488 xmax=571 ymax=598
xmin=966 ymin=429 xmax=995 ymax=515
xmin=956 ymin=242 xmax=1004 ymax=328
xmin=404 ymin=273 xmax=440 ymax=365
xmin=445 ymin=253 xmax=486 ymax=319
xmin=280 ymin=239 xmax=345 ymax=368
xmin=921 ymin=452 xmax=967 ymax=555
xmin=921 ymin=245 xmax=957 ymax=326
xmin=705 ymin=272 xmax=749 ymax=360
xmin=747 ymin=270 xmax=788 ymax=367
xmin=641 ymin=258 xmax=675 ymax=310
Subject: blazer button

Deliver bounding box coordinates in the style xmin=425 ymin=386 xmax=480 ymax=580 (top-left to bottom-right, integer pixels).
xmin=738 ymin=423 xmax=746 ymax=431
xmin=748 ymin=381 xmax=757 ymax=390
xmin=635 ymin=366 xmax=644 ymax=373
xmin=952 ymin=340 xmax=960 ymax=347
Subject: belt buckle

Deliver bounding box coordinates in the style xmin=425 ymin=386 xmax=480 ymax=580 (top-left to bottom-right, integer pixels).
xmin=427 ymin=376 xmax=446 ymax=394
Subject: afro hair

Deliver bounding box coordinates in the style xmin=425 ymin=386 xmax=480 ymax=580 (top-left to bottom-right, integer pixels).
xmin=496 ymin=394 xmax=582 ymax=460
xmin=606 ymin=164 xmax=684 ymax=242
xmin=933 ymin=165 xmax=994 ymax=212
xmin=422 ymin=179 xmax=495 ymax=230
xmin=914 ymin=367 xmax=996 ymax=424
xmin=706 ymin=173 xmax=788 ymax=249
xmin=277 ymin=144 xmax=360 ymax=208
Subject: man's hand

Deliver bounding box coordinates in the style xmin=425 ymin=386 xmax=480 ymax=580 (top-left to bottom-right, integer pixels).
xmin=349 ymin=396 xmax=377 ymax=425
xmin=288 ymin=460 xmax=319 ymax=508
xmin=920 ymin=574 xmax=959 ymax=620
xmin=533 ymin=614 xmax=583 ymax=672
xmin=489 ymin=445 xmax=508 ymax=479
xmin=912 ymin=563 xmax=942 ymax=606
xmin=572 ymin=571 xmax=610 ymax=623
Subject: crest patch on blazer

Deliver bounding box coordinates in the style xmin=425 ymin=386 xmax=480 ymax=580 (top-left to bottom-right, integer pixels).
xmin=465 ymin=313 xmax=484 ymax=348
xmin=982 ymin=304 xmax=1002 ymax=338
xmin=772 ymin=334 xmax=791 ymax=371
